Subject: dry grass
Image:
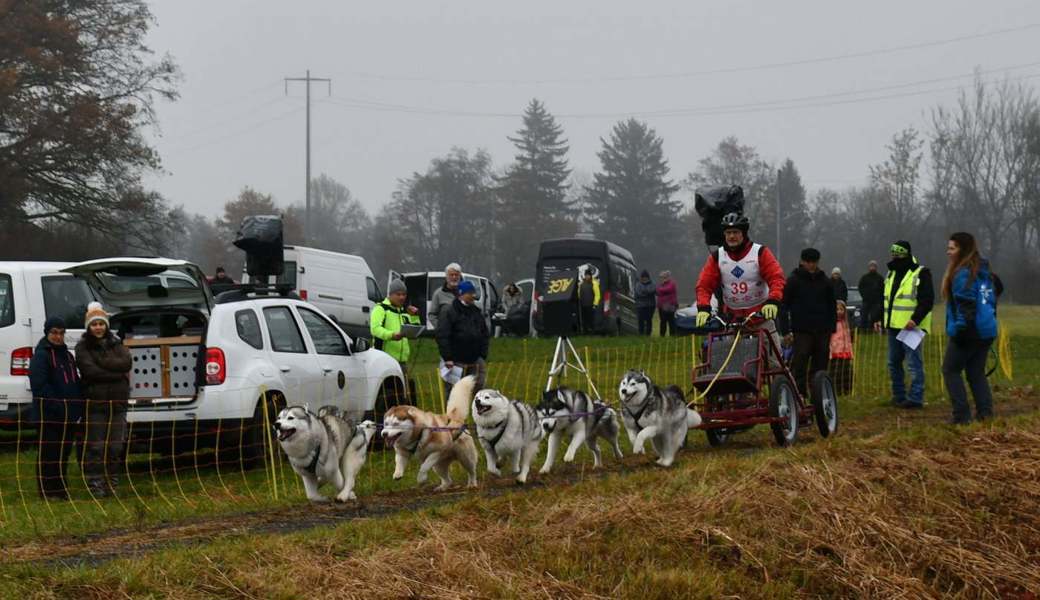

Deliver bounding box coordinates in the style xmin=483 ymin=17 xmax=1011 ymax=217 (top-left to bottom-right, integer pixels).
xmin=11 ymin=416 xmax=1039 ymax=599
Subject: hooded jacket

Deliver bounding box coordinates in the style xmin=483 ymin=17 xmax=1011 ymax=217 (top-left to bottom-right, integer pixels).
xmin=75 ymin=332 xmax=132 ymax=405
xmin=29 ymin=337 xmax=84 ymax=421
xmin=946 ymin=259 xmax=998 ymax=340
xmin=436 ymin=298 xmax=490 ymax=364
xmin=634 ymin=272 xmax=657 ymax=310
xmin=779 ymin=267 xmax=837 ymax=334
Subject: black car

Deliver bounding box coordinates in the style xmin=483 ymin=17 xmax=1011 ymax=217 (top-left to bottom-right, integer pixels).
xmin=845 ymin=286 xmax=863 ymax=326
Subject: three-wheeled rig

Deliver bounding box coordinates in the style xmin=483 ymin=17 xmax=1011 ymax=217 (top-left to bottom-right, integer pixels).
xmin=690 ymin=313 xmax=839 ymax=447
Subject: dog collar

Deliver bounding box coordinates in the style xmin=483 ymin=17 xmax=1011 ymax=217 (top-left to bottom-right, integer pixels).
xmin=304 ymin=444 xmax=321 ymax=476
xmin=403 ymin=428 xmax=426 ymax=455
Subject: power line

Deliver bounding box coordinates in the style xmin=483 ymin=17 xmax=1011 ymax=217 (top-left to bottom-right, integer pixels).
xmin=162 ymin=105 xmax=305 ymax=155
xmin=342 ymin=23 xmax=1040 ymax=85
xmin=314 ymin=63 xmax=1040 ymax=120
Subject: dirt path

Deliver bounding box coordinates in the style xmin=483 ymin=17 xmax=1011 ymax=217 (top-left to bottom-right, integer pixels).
xmin=4 ymin=389 xmax=1038 ymax=569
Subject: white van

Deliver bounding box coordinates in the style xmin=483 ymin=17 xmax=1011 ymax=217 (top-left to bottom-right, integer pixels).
xmin=247 ymin=246 xmax=383 ymax=341
xmin=388 ymin=271 xmax=499 ymax=332
xmin=0 ymin=262 xmax=96 ymax=426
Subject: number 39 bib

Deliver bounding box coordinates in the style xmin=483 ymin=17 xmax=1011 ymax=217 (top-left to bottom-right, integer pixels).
xmin=718 ymin=243 xmax=770 ymax=310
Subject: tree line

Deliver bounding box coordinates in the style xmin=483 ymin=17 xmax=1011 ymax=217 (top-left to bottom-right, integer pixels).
xmin=3 ymin=2 xmax=1039 ymax=302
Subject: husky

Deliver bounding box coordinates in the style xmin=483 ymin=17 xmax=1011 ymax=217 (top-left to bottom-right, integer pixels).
xmin=472 ymin=389 xmax=544 ymax=484
xmin=274 ymin=406 xmax=378 ymax=502
xmin=617 ymin=370 xmax=702 ymax=467
xmin=537 ymin=387 xmax=623 ymax=474
xmin=381 ymin=375 xmax=479 ymax=490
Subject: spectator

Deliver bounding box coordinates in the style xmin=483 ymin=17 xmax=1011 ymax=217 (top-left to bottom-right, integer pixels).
xmin=656 ymin=270 xmax=678 ymax=337
xmin=780 ymin=248 xmax=837 ymax=397
xmin=28 ymin=317 xmax=83 ymax=500
xmin=829 ymin=300 xmax=855 ymax=395
xmin=75 ymin=302 xmax=132 ymax=498
xmin=577 ymin=268 xmax=601 ymax=334
xmin=212 ymin=266 xmax=235 ymax=285
xmin=941 ymin=232 xmax=998 ymax=425
xmin=371 ymin=279 xmax=421 ymax=402
xmin=428 ymin=263 xmax=462 ymax=330
xmin=830 ymin=267 xmax=848 ymax=303
xmin=436 ymin=280 xmax=490 ymax=393
xmin=634 ymin=270 xmax=656 ymax=336
xmin=501 ymin=283 xmax=523 ymax=314
xmin=876 ymin=240 xmax=934 ymax=410
xmin=857 ymin=260 xmax=885 ymax=329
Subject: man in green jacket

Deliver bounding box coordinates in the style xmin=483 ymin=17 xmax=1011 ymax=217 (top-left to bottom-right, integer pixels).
xmin=371 ymin=279 xmax=421 ymax=402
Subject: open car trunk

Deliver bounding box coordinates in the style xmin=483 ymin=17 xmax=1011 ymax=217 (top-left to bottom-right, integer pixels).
xmin=111 ymin=308 xmax=208 ymax=408
xmin=62 ymin=258 xmax=213 ymax=409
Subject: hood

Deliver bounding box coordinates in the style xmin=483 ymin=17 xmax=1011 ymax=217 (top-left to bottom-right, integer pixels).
xmin=62 ymin=258 xmax=213 ymax=313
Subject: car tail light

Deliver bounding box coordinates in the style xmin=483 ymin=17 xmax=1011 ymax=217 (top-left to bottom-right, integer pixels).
xmin=10 ymin=347 xmax=32 ymax=376
xmin=602 ymin=291 xmax=613 ymax=315
xmin=299 ymin=289 xmax=308 ymax=300
xmin=205 ymin=348 xmax=226 ymax=385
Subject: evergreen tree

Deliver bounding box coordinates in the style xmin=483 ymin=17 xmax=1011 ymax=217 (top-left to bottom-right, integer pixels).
xmin=768 ymin=158 xmax=811 ymax=269
xmin=585 ymin=118 xmax=681 ymax=271
xmin=496 ymin=99 xmax=574 ymax=280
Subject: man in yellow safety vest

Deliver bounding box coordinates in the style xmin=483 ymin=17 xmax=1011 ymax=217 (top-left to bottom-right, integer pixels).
xmin=875 ymin=240 xmax=934 ymax=409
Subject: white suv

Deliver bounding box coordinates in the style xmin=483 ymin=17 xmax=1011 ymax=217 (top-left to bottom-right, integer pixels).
xmin=64 ymin=258 xmax=405 ymax=459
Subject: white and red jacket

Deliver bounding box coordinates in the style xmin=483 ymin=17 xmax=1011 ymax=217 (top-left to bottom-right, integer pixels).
xmin=696 ymin=240 xmax=786 ymax=318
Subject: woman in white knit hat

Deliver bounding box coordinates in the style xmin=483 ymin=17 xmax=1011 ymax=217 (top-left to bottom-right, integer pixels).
xmin=74 ymin=302 xmax=132 ymax=498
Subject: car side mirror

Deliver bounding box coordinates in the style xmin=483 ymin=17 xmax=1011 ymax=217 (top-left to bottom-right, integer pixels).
xmin=353 ymin=338 xmax=370 ymax=353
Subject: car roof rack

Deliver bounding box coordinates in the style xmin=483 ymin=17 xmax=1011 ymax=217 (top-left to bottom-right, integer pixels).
xmin=213 ymin=283 xmax=300 ymax=305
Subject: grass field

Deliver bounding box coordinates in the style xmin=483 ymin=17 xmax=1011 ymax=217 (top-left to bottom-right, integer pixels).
xmin=0 ymin=306 xmax=1038 ymax=597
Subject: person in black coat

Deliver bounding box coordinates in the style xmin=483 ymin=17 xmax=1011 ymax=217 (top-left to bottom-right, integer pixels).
xmin=436 ymin=280 xmax=490 ymax=393
xmin=830 ymin=267 xmax=848 ymax=303
xmin=780 ymin=248 xmax=837 ymax=397
xmin=857 ymin=260 xmax=885 ymax=329
xmin=28 ymin=317 xmax=84 ymax=500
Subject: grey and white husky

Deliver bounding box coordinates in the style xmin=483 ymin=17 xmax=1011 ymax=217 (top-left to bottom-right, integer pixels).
xmin=472 ymin=389 xmax=544 ymax=484
xmin=274 ymin=405 xmax=377 ymax=502
xmin=537 ymin=387 xmax=623 ymax=473
xmin=617 ymin=370 xmax=702 ymax=467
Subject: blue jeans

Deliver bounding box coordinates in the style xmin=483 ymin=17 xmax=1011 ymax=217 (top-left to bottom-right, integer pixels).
xmin=887 ymin=329 xmax=925 ymax=406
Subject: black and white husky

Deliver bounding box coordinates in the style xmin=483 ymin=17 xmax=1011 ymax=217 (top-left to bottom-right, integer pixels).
xmin=617 ymin=370 xmax=702 ymax=467
xmin=472 ymin=389 xmax=544 ymax=484
xmin=537 ymin=387 xmax=623 ymax=473
xmin=274 ymin=405 xmax=377 ymax=502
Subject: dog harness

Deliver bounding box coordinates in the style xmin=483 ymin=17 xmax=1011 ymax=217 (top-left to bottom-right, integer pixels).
xmin=303 ymin=443 xmax=321 ymax=476
xmin=481 ymin=402 xmax=527 ymax=451
xmin=624 ymin=395 xmax=651 ymax=432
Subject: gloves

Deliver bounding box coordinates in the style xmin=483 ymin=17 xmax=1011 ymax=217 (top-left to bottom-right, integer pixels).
xmin=761 ymin=304 xmax=778 ymax=320
xmin=695 ymin=311 xmax=710 ymax=328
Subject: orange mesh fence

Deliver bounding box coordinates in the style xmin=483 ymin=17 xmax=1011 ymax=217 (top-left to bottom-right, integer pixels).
xmin=0 ymin=330 xmax=1016 ymax=540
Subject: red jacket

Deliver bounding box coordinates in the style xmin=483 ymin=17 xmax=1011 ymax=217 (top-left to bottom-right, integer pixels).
xmin=696 ymin=240 xmax=785 ymax=317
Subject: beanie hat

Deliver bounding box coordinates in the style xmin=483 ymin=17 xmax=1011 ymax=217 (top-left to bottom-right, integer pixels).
xmin=85 ymin=302 xmax=109 ymax=328
xmin=458 ymin=280 xmax=476 ymax=295
xmin=801 ymin=248 xmax=821 ymax=262
xmin=388 ymin=279 xmax=407 ymax=295
xmin=891 ymin=240 xmax=912 ymax=256
xmin=831 ymin=267 xmax=842 ymax=276
xmin=43 ymin=316 xmax=67 ymax=334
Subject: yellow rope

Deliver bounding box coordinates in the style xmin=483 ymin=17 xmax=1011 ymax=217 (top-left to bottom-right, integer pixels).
xmin=686 ymin=330 xmax=742 ymax=408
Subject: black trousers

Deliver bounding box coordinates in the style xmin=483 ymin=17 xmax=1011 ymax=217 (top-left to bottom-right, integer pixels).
xmin=580 ymin=305 xmax=596 ymax=334
xmin=637 ymin=306 xmax=654 ymax=335
xmin=790 ymin=332 xmax=831 ymax=397
xmin=36 ymin=400 xmax=81 ymax=498
xmin=659 ymin=309 xmax=676 ymax=337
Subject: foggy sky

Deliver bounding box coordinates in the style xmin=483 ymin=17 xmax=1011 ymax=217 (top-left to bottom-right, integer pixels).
xmin=143 ymin=0 xmax=1039 ymax=219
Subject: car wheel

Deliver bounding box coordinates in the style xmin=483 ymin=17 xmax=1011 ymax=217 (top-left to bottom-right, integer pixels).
xmin=220 ymin=392 xmax=283 ymax=471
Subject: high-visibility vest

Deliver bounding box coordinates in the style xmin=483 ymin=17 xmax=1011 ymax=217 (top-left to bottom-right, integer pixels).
xmin=883 ymin=263 xmax=932 ymax=333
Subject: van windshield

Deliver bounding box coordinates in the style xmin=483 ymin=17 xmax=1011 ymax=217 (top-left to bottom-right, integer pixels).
xmin=42 ymin=276 xmax=95 ymax=329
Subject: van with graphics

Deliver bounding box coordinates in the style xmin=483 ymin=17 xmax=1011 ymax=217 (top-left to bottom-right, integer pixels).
xmin=533 ymin=237 xmax=639 ymax=335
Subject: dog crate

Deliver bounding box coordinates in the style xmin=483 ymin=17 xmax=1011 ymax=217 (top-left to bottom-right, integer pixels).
xmin=124 ymin=336 xmax=202 ymax=404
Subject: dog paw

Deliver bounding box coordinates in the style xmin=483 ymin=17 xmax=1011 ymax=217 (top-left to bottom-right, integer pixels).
xmin=416 ymin=472 xmax=429 ymax=484
xmin=633 ymin=446 xmax=644 ymax=455
xmin=467 ymin=480 xmax=479 ymax=488
xmin=515 ymin=478 xmax=527 ymax=486
xmin=487 ymin=468 xmax=501 ymax=477
xmin=309 ymin=495 xmax=331 ymax=503
xmin=335 ymin=491 xmax=357 ymax=502
xmin=435 ymin=483 xmax=451 ymax=491
xmin=392 ymin=473 xmax=403 ymax=481
xmin=538 ymin=466 xmax=552 ymax=475
xmin=563 ymin=455 xmax=575 ymax=463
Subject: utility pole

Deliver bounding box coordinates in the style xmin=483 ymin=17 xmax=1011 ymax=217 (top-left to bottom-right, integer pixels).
xmin=284 ymin=70 xmax=331 ymax=243
xmin=776 ymin=168 xmax=782 ymax=263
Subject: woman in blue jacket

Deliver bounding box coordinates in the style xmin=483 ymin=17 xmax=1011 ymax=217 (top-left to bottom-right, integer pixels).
xmin=28 ymin=317 xmax=84 ymax=499
xmin=941 ymin=232 xmax=998 ymax=425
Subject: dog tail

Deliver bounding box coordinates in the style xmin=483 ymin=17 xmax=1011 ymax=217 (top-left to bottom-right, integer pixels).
xmin=447 ymin=375 xmax=476 ymax=424
xmin=686 ymin=407 xmax=702 ymax=429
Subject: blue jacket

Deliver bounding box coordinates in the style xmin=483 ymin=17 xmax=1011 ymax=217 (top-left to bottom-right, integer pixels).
xmin=945 ymin=261 xmax=998 ymax=340
xmin=28 ymin=337 xmax=84 ymax=423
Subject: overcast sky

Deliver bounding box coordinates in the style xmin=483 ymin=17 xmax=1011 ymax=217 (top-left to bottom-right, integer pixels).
xmin=143 ymin=0 xmax=1039 ymax=219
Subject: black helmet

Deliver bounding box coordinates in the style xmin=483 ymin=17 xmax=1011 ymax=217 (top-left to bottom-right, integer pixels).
xmin=720 ymin=212 xmax=749 ymax=234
